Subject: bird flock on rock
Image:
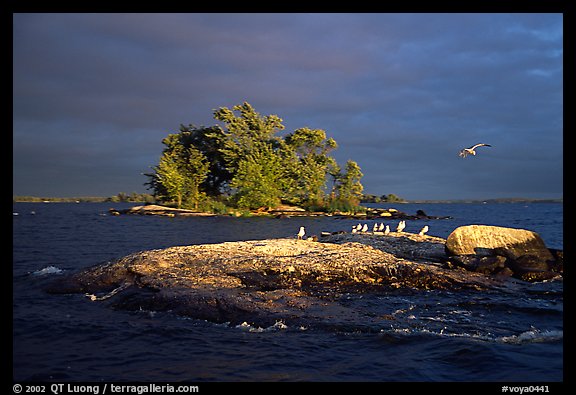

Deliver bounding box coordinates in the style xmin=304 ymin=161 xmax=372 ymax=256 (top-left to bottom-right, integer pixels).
xmin=349 ymin=221 xmax=429 ymax=237
xmin=296 ymin=222 xmax=430 ymax=241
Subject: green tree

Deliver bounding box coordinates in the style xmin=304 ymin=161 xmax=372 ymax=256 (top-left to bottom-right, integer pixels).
xmin=230 ymin=144 xmax=286 ymax=210
xmin=145 ymin=101 xmax=365 ymax=213
xmin=153 ymin=145 xmax=209 ymax=209
xmin=155 ymin=151 xmax=187 ymax=208
xmin=384 ymin=193 xmax=405 ymax=203
xmin=213 ymin=102 xmax=285 ymax=175
xmin=284 ymin=127 xmax=338 ymax=206
xmin=360 ymin=194 xmax=381 ymax=203
xmin=182 ymin=146 xmax=210 ymax=209
xmin=213 ymin=102 xmax=293 ymax=209
xmin=173 ymin=124 xmax=232 ymax=196
xmin=334 ymin=160 xmax=364 ymax=204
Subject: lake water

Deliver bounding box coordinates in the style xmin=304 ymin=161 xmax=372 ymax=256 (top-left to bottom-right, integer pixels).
xmin=12 ymin=202 xmax=563 ymax=382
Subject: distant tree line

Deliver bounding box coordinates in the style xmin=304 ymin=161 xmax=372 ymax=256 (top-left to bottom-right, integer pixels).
xmin=13 ymin=196 xmax=106 ymax=203
xmin=145 ymin=102 xmax=365 ymax=213
xmin=360 ymin=193 xmax=406 ymax=203
xmin=107 ymin=192 xmax=155 ymax=203
xmin=13 ymin=193 xmax=155 ymax=203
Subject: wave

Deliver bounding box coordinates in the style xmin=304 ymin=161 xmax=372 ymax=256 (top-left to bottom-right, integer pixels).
xmin=235 ymin=320 xmax=296 ymax=333
xmin=31 ymin=266 xmax=64 ymax=276
xmin=387 ymin=326 xmax=562 ymax=344
xmin=498 ymin=329 xmax=563 ymax=344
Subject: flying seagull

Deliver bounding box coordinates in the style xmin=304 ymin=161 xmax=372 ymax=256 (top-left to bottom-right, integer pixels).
xmin=459 ymin=143 xmax=492 ymax=158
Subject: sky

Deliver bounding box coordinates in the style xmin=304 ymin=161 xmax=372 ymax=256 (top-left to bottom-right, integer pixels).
xmin=12 ymin=13 xmax=563 ymax=200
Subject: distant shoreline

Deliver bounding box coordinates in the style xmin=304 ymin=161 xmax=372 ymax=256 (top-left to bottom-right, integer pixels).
xmin=387 ymin=198 xmax=563 ymax=204
xmin=13 ymin=197 xmax=127 ymax=203
xmin=13 ymin=196 xmax=562 ymax=204
xmin=12 ymin=194 xmax=153 ymax=203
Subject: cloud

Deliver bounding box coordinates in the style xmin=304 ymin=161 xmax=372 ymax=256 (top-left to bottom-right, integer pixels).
xmin=13 ymin=13 xmax=563 ymax=199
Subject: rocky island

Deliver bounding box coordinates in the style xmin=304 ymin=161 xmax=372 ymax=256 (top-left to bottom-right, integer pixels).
xmin=109 ymin=203 xmax=450 ymax=220
xmin=109 ymin=204 xmax=217 ymax=217
xmin=46 ymin=224 xmax=562 ymax=330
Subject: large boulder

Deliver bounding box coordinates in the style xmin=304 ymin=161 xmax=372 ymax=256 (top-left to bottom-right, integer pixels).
xmin=444 ymin=225 xmax=561 ymax=281
xmin=445 ymin=225 xmax=554 ymax=262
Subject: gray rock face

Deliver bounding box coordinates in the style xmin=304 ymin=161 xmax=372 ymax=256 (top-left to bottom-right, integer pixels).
xmin=45 ymin=228 xmax=562 ymax=330
xmin=46 ymin=237 xmax=502 ymax=329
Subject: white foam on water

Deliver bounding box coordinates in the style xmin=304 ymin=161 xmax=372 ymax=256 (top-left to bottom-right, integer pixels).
xmin=135 ymin=307 xmax=159 ymax=318
xmin=236 ymin=321 xmax=263 ymax=332
xmin=498 ymin=329 xmax=563 ymax=344
xmin=269 ymin=320 xmax=288 ymax=330
xmin=387 ymin=325 xmax=563 ymax=344
xmin=85 ymin=283 xmax=131 ymax=301
xmin=31 ymin=266 xmax=64 ymax=276
xmin=235 ymin=320 xmax=289 ymax=333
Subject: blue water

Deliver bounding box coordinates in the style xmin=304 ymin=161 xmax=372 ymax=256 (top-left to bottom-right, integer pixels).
xmin=12 ymin=202 xmax=563 ymax=382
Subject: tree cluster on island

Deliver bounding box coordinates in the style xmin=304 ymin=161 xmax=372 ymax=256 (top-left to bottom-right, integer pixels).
xmin=144 ymin=102 xmax=365 ymax=214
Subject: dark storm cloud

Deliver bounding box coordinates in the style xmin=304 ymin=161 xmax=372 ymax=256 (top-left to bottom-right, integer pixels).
xmin=13 ymin=13 xmax=562 ymax=199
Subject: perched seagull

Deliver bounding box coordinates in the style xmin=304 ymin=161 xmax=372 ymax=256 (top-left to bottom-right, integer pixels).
xmin=384 ymin=225 xmax=390 ymax=234
xmin=459 ymin=143 xmax=492 ymax=158
xmin=361 ymin=223 xmax=368 ymax=232
xmin=396 ymin=220 xmax=406 ymax=233
xmin=352 ymin=226 xmax=358 ymax=233
xmin=378 ymin=223 xmax=385 ymax=231
xmin=297 ymin=226 xmax=306 ymax=240
xmin=418 ymin=225 xmax=429 ymax=236
xmin=373 ymin=223 xmax=378 ymax=232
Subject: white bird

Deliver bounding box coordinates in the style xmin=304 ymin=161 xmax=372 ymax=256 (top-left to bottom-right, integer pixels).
xmin=297 ymin=226 xmax=306 ymax=240
xmin=384 ymin=225 xmax=390 ymax=234
xmin=378 ymin=223 xmax=385 ymax=232
xmin=396 ymin=220 xmax=406 ymax=233
xmin=459 ymin=143 xmax=492 ymax=158
xmin=361 ymin=224 xmax=368 ymax=232
xmin=418 ymin=225 xmax=429 ymax=236
xmin=373 ymin=223 xmax=378 ymax=232
xmin=352 ymin=226 xmax=358 ymax=233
